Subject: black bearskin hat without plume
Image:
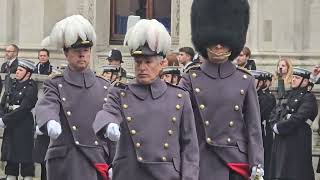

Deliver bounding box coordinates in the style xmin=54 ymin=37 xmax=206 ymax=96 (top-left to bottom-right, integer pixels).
xmin=191 ymin=0 xmax=250 ymax=60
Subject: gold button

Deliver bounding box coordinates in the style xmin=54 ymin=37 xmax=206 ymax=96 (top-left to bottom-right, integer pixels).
xmin=164 ymin=143 xmax=169 ymax=149
xmin=130 ymin=130 xmax=136 ymax=135
xmin=294 ymin=99 xmax=298 ymax=102
xmin=135 ymin=142 xmax=141 ymax=148
xmin=75 ymin=141 xmax=80 ymax=145
xmin=192 ymin=73 xmax=197 ymax=78
xmin=62 ymin=97 xmax=66 ymax=101
xmin=206 ymin=138 xmax=212 ymax=143
xmin=195 ymin=88 xmax=201 ymax=93
xmin=161 ymin=156 xmax=167 ymax=161
xmin=19 ymin=92 xmax=22 ymax=95
xmin=172 ymin=117 xmax=177 ymax=123
xmin=205 ymin=121 xmax=210 ymax=126
xmin=176 ymin=105 xmax=181 ymax=110
xmin=94 ymin=141 xmax=99 ymax=145
xmin=234 ymin=105 xmax=240 ymax=111
xmin=227 ymin=138 xmax=231 ymax=143
xmin=67 ymin=111 xmax=71 ymax=116
xmin=240 ymin=89 xmax=245 ymax=95
xmin=243 ymin=75 xmax=248 ymax=79
xmin=123 ymin=104 xmax=128 ymax=109
xmin=177 ymin=93 xmax=183 ymax=98
xmin=137 ymin=156 xmax=143 ymax=161
xmin=104 ymin=86 xmax=108 ymax=90
xmin=168 ymin=130 xmax=173 ymax=135
xmin=229 ymin=121 xmax=234 ymax=127
xmin=72 ymin=126 xmax=77 ymax=130
xmin=200 ymin=104 xmax=205 ymax=110
xmin=58 ymin=84 xmax=63 ymax=88
xmin=127 ymin=116 xmax=132 ymax=122
xmin=120 ymin=92 xmax=126 ymax=97
xmin=104 ymin=98 xmax=108 ymax=102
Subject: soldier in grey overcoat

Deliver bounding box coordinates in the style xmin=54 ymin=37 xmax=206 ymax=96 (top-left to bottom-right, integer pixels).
xmin=93 ymin=19 xmax=199 ymax=180
xmin=179 ymin=0 xmax=264 ymax=180
xmin=35 ymin=15 xmax=113 ymax=180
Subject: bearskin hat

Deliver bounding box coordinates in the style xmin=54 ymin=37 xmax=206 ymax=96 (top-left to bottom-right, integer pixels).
xmin=191 ymin=0 xmax=250 ymax=60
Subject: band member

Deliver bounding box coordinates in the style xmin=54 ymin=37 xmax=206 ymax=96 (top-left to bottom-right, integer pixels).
xmin=35 ymin=15 xmax=113 ymax=180
xmin=269 ymin=67 xmax=318 ymax=180
xmin=107 ymin=49 xmax=127 ymax=78
xmin=0 ymin=59 xmax=38 ymax=180
xmin=93 ymin=19 xmax=199 ymax=180
xmin=160 ymin=66 xmax=181 ymax=85
xmin=179 ymin=0 xmax=264 ymax=180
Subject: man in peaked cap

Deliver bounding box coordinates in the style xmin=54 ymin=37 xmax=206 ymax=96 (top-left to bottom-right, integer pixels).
xmin=179 ymin=0 xmax=264 ymax=180
xmin=269 ymin=67 xmax=317 ymax=180
xmin=0 ymin=59 xmax=38 ymax=180
xmin=35 ymin=15 xmax=114 ymax=180
xmin=107 ymin=49 xmax=127 ymax=78
xmin=93 ymin=19 xmax=199 ymax=180
xmin=160 ymin=66 xmax=181 ymax=85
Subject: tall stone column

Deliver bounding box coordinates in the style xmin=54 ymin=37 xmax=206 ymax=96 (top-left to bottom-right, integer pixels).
xmin=0 ymin=0 xmax=14 ymax=46
xmin=309 ymin=0 xmax=320 ymax=51
xmin=246 ymin=0 xmax=259 ymax=52
xmin=179 ymin=0 xmax=193 ymax=48
xmin=16 ymin=0 xmax=44 ymax=49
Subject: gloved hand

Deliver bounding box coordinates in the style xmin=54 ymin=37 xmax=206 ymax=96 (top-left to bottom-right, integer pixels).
xmin=105 ymin=123 xmax=120 ymax=141
xmin=35 ymin=125 xmax=44 ymax=135
xmin=0 ymin=118 xmax=5 ymax=128
xmin=47 ymin=120 xmax=62 ymax=139
xmin=272 ymin=124 xmax=279 ymax=134
xmin=108 ymin=168 xmax=113 ymax=179
xmin=250 ymin=165 xmax=264 ymax=180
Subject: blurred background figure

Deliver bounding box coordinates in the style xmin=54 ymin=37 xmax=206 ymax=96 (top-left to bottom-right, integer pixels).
xmin=34 ymin=48 xmax=52 ymax=75
xmin=274 ymin=57 xmax=293 ymax=89
xmin=160 ymin=66 xmax=181 ymax=85
xmin=177 ymin=47 xmax=195 ymax=72
xmin=163 ymin=50 xmax=179 ymax=67
xmin=106 ymin=49 xmax=127 ymax=78
xmin=235 ymin=46 xmax=256 ymax=70
xmin=310 ymin=64 xmax=320 ymax=84
xmin=1 ymin=44 xmax=19 ymax=74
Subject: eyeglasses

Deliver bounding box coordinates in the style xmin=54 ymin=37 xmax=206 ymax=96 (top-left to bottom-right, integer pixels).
xmin=5 ymin=50 xmax=15 ymax=53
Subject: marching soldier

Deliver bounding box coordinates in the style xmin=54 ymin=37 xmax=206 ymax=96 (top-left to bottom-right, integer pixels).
xmin=160 ymin=66 xmax=181 ymax=85
xmin=93 ymin=19 xmax=199 ymax=180
xmin=35 ymin=15 xmax=113 ymax=180
xmin=0 ymin=59 xmax=38 ymax=180
xmin=269 ymin=67 xmax=318 ymax=180
xmin=179 ymin=0 xmax=264 ymax=180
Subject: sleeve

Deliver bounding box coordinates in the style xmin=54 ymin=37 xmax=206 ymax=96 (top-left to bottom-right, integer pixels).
xmin=276 ymin=93 xmax=318 ymax=135
xmin=93 ymin=86 xmax=123 ymax=139
xmin=243 ymin=78 xmax=264 ymax=168
xmin=180 ymin=92 xmax=199 ymax=180
xmin=35 ymin=79 xmax=61 ymax=130
xmin=2 ymin=84 xmax=38 ymax=128
xmin=178 ymin=73 xmax=193 ymax=94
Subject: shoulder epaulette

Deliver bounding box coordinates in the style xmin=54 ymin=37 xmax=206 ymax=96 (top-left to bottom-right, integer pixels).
xmin=113 ymin=81 xmax=127 ymax=89
xmin=185 ymin=63 xmax=201 ymax=73
xmin=236 ymin=66 xmax=252 ymax=76
xmin=48 ymin=72 xmax=63 ymax=79
xmin=166 ymin=82 xmax=186 ymax=91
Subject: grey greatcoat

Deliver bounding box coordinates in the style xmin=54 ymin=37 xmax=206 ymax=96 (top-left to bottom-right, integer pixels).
xmin=179 ymin=60 xmax=264 ymax=180
xmin=35 ymin=67 xmax=114 ymax=180
xmin=93 ymin=78 xmax=199 ymax=180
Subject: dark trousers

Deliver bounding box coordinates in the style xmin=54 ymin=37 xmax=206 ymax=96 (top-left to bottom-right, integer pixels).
xmin=41 ymin=162 xmax=47 ymax=180
xmin=5 ymin=161 xmax=35 ymax=177
xmin=229 ymin=170 xmax=246 ymax=180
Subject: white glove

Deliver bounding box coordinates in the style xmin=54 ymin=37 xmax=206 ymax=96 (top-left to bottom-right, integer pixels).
xmin=0 ymin=118 xmax=5 ymax=128
xmin=105 ymin=123 xmax=120 ymax=141
xmin=273 ymin=124 xmax=279 ymax=134
xmin=250 ymin=165 xmax=264 ymax=180
xmin=108 ymin=168 xmax=113 ymax=179
xmin=35 ymin=125 xmax=44 ymax=135
xmin=47 ymin=120 xmax=62 ymax=139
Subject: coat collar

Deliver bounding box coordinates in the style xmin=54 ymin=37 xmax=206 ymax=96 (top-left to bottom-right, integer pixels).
xmin=201 ymin=60 xmax=236 ymax=79
xmin=63 ymin=66 xmax=96 ymax=88
xmin=128 ymin=77 xmax=167 ymax=100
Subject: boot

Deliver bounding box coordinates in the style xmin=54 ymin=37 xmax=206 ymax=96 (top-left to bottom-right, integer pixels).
xmin=6 ymin=175 xmax=17 ymax=180
xmin=23 ymin=177 xmax=33 ymax=180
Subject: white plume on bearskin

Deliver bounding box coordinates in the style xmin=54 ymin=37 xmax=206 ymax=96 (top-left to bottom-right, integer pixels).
xmin=124 ymin=19 xmax=171 ymax=54
xmin=41 ymin=15 xmax=96 ymax=49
